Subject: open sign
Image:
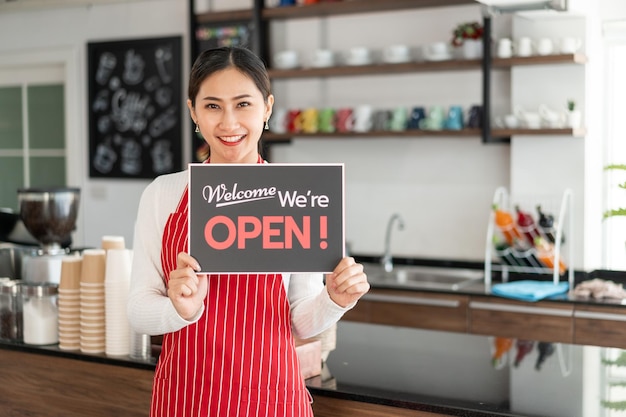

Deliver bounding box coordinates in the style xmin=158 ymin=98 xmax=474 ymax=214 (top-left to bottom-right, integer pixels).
xmin=188 ymin=163 xmax=344 ymax=273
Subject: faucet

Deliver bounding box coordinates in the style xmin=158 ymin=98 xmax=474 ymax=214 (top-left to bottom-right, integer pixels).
xmin=381 ymin=213 xmax=405 ymax=273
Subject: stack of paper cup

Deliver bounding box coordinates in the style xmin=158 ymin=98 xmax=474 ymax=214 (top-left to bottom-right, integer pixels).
xmin=104 ymin=248 xmax=132 ymax=356
xmin=80 ymin=249 xmax=106 ymax=354
xmin=58 ymin=256 xmax=82 ymax=350
xmin=101 ymin=235 xmax=125 ymax=251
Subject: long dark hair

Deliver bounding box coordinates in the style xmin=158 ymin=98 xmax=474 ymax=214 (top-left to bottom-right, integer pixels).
xmin=188 ymin=46 xmax=271 ymax=106
xmin=189 ymin=47 xmax=271 ymax=161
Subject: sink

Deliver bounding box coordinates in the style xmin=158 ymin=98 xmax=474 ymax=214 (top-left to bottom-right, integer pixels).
xmin=362 ymin=263 xmax=484 ymax=291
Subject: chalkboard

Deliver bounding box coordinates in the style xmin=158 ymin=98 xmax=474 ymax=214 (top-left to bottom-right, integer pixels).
xmin=88 ymin=36 xmax=183 ymax=178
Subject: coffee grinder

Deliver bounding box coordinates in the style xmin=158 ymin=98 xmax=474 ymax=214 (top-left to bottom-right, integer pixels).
xmin=18 ymin=187 xmax=81 ymax=283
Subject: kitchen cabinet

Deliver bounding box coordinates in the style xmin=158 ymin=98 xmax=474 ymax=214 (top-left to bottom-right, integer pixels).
xmin=468 ymin=295 xmax=574 ymax=343
xmin=190 ymin=0 xmax=587 ymax=148
xmin=311 ymin=395 xmax=447 ymax=417
xmin=342 ymin=288 xmax=469 ymax=333
xmin=574 ymin=304 xmax=626 ymax=349
xmin=0 ymin=348 xmax=153 ymax=417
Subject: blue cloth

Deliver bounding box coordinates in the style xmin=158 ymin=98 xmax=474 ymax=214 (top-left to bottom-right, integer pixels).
xmin=491 ymin=280 xmax=569 ymax=302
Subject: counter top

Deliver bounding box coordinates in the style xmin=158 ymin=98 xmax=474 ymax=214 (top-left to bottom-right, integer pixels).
xmin=0 ymin=339 xmax=526 ymax=417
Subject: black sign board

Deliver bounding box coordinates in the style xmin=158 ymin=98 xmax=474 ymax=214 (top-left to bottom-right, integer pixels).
xmin=188 ymin=164 xmax=344 ymax=273
xmin=87 ymin=36 xmax=182 ymax=178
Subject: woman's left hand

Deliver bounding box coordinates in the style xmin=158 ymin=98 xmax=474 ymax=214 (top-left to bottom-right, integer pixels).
xmin=325 ymin=257 xmax=369 ymax=308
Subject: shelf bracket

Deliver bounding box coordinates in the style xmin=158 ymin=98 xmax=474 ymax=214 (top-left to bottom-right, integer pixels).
xmin=481 ymin=12 xmax=510 ymax=144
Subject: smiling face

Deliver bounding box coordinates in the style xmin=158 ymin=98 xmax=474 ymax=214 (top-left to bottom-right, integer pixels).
xmin=188 ymin=67 xmax=274 ymax=164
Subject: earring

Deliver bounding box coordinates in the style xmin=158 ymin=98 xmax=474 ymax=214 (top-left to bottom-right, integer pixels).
xmin=264 ymin=120 xmax=269 ymax=130
xmin=195 ymin=124 xmax=200 ymax=133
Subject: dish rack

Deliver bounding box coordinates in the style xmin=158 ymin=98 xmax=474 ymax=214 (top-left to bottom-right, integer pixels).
xmin=484 ymin=187 xmax=574 ymax=290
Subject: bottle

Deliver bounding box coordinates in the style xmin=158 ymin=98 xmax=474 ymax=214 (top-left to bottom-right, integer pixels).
xmin=514 ymin=339 xmax=535 ymax=367
xmin=492 ymin=336 xmax=513 ymax=367
xmin=536 ymin=205 xmax=565 ymax=244
xmin=534 ymin=237 xmax=567 ymax=274
xmin=535 ymin=341 xmax=555 ymax=370
xmin=493 ymin=204 xmax=523 ymax=246
xmin=515 ymin=205 xmax=540 ymax=246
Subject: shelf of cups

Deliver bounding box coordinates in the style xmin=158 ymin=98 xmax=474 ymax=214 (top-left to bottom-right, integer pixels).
xmin=492 ymin=53 xmax=588 ymax=68
xmin=263 ymin=129 xmax=481 ymax=142
xmin=263 ymin=127 xmax=586 ymax=143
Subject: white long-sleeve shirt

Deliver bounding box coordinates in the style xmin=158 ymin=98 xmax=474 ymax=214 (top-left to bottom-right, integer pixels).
xmin=127 ymin=169 xmax=350 ymax=339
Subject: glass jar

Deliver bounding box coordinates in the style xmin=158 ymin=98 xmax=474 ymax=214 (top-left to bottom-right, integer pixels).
xmin=21 ymin=282 xmax=58 ymax=345
xmin=0 ymin=279 xmax=21 ymax=341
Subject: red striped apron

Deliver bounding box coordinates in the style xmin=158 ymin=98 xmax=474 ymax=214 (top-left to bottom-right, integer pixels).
xmin=152 ymin=160 xmax=313 ymax=417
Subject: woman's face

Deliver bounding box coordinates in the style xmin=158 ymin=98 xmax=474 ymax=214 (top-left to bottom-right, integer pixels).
xmin=188 ymin=67 xmax=273 ymax=164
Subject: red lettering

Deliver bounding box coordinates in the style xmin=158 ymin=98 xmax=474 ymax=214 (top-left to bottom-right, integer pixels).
xmin=263 ymin=216 xmax=284 ymax=249
xmin=285 ymin=216 xmax=310 ymax=249
xmin=238 ymin=216 xmax=262 ymax=249
xmin=204 ymin=216 xmax=236 ymax=250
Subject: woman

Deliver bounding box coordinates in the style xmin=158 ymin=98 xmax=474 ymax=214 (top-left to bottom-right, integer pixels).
xmin=128 ymin=46 xmax=369 ymax=417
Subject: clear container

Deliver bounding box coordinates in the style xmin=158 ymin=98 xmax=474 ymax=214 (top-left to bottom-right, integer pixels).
xmin=0 ymin=279 xmax=22 ymax=341
xmin=21 ymin=282 xmax=58 ymax=345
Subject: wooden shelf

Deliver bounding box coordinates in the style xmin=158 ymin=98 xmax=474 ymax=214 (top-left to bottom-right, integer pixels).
xmin=493 ymin=53 xmax=588 ymax=67
xmin=268 ymin=53 xmax=587 ymax=79
xmin=262 ymin=0 xmax=474 ymax=20
xmin=195 ymin=9 xmax=253 ymax=24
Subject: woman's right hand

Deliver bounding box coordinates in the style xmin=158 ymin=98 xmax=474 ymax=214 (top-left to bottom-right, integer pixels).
xmin=167 ymin=252 xmax=208 ymax=320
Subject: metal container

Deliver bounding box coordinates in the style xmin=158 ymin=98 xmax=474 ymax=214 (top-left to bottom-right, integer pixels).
xmin=21 ymin=282 xmax=58 ymax=345
xmin=0 ymin=279 xmax=22 ymax=341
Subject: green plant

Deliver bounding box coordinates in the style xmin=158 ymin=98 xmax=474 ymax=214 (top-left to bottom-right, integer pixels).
xmin=567 ymin=99 xmax=575 ymax=112
xmin=451 ymin=21 xmax=484 ymax=47
xmin=604 ymin=164 xmax=626 ymax=219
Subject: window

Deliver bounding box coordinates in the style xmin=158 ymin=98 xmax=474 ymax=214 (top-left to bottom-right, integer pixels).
xmin=0 ymin=65 xmax=66 ymax=211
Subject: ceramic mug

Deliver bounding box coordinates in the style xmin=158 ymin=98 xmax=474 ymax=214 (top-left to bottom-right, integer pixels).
xmin=273 ymin=50 xmax=299 ymax=69
xmin=286 ymin=109 xmax=302 ymax=133
xmin=516 ymin=37 xmax=533 ymax=57
xmin=388 ymin=106 xmax=408 ymax=131
xmin=497 ymin=38 xmax=513 ymax=59
xmin=383 ymin=45 xmax=410 ymax=63
xmin=419 ymin=106 xmax=445 ymax=130
xmin=335 ymin=108 xmax=354 ymax=132
xmin=407 ymin=106 xmax=426 ymax=129
xmin=353 ymin=105 xmax=374 ymax=132
xmin=372 ymin=110 xmax=391 ymax=131
xmin=268 ymin=107 xmax=288 ymax=134
xmin=467 ymin=105 xmax=483 ymax=128
xmin=559 ymin=37 xmax=582 ymax=54
xmin=311 ymin=49 xmax=334 ymax=68
xmin=536 ymin=38 xmax=554 ymax=56
xmin=345 ymin=47 xmax=371 ymax=65
xmin=295 ymin=108 xmax=319 ymax=133
xmin=445 ymin=105 xmax=464 ymax=130
xmin=318 ymin=107 xmax=336 ymax=133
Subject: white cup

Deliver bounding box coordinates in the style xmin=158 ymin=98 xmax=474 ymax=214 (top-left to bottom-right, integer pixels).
xmin=383 ymin=44 xmax=410 ymax=63
xmin=516 ymin=37 xmax=533 ymax=57
xmin=536 ymin=38 xmax=554 ymax=56
xmin=268 ymin=107 xmax=288 ymax=134
xmin=497 ymin=38 xmax=513 ymax=59
xmin=559 ymin=37 xmax=582 ymax=54
xmin=346 ymin=47 xmax=371 ymax=65
xmin=353 ymin=105 xmax=374 ymax=132
xmin=425 ymin=42 xmax=448 ymax=57
xmin=273 ymin=50 xmax=299 ymax=69
xmin=310 ymin=49 xmax=334 ymax=68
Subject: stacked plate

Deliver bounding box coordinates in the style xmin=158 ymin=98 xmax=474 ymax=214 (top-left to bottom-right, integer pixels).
xmin=104 ymin=248 xmax=132 ymax=356
xmin=80 ymin=249 xmax=106 ymax=354
xmin=58 ymin=256 xmax=82 ymax=350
